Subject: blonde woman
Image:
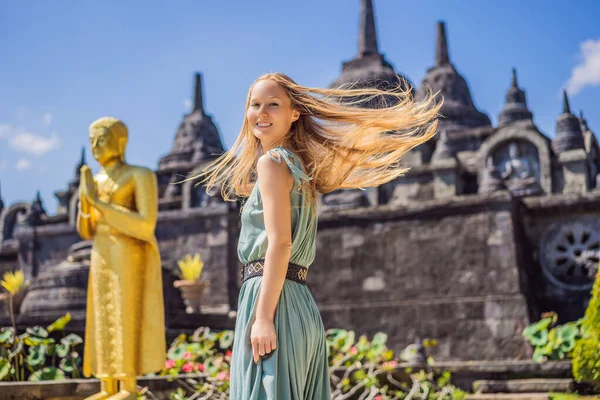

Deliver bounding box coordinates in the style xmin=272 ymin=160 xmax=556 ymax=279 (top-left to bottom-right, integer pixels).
xmin=193 ymin=73 xmax=440 ymax=399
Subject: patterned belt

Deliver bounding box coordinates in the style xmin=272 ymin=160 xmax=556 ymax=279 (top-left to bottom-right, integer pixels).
xmin=241 ymin=259 xmax=308 ymax=285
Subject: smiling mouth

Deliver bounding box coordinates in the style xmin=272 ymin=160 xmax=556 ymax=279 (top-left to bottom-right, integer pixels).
xmin=256 ymin=122 xmax=273 ymax=128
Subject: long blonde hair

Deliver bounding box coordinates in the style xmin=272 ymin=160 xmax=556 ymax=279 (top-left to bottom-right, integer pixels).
xmin=188 ymin=73 xmax=441 ymax=206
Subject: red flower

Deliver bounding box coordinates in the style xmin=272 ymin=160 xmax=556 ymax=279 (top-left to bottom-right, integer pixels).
xmin=196 ymin=363 xmax=205 ymax=372
xmin=184 ymin=351 xmax=192 ymax=360
xmin=165 ymin=359 xmax=176 ymax=369
xmin=349 ymin=346 xmax=358 ymax=355
xmin=182 ymin=361 xmax=194 ymax=373
xmin=226 ymin=350 xmax=233 ymax=357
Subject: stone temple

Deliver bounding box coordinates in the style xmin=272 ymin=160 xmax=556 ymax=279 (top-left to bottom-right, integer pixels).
xmin=1 ymin=0 xmax=599 ymax=361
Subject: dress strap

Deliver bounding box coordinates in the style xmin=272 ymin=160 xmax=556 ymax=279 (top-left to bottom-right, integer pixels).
xmin=267 ymin=147 xmax=312 ymax=184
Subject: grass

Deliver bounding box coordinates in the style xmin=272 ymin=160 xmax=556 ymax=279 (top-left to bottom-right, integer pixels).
xmin=550 ymin=394 xmax=600 ymax=400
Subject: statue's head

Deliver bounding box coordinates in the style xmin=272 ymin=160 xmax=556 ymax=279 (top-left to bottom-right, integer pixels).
xmin=508 ymin=142 xmax=520 ymax=158
xmin=88 ymin=117 xmax=128 ymax=165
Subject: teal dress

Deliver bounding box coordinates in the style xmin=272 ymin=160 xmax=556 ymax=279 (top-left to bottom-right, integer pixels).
xmin=230 ymin=147 xmax=331 ymax=399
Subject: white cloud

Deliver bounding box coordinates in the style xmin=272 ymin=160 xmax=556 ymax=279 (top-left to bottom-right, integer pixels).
xmin=42 ymin=112 xmax=53 ymax=126
xmin=183 ymin=98 xmax=192 ymax=111
xmin=10 ymin=131 xmax=62 ymax=156
xmin=16 ymin=158 xmax=31 ymax=171
xmin=566 ymin=39 xmax=600 ymax=95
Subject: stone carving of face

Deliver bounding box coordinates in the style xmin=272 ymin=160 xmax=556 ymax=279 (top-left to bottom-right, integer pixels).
xmin=89 ymin=128 xmax=123 ymax=165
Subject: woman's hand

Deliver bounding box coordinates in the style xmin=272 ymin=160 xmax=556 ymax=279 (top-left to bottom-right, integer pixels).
xmin=250 ymin=318 xmax=277 ymax=364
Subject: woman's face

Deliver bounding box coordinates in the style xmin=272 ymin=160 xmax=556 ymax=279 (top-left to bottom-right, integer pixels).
xmin=247 ymin=79 xmax=299 ymax=149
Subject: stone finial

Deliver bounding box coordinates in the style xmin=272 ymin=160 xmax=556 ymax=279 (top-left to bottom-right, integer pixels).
xmin=194 ymin=73 xmax=204 ymax=114
xmin=75 ymin=147 xmax=86 ymax=178
xmin=0 ymin=181 xmax=4 ymax=215
xmin=436 ymin=21 xmax=450 ymax=67
xmin=498 ymin=68 xmax=532 ymax=127
xmin=552 ymin=91 xmax=585 ymax=153
xmin=579 ymin=110 xmax=590 ymax=132
xmin=563 ymin=90 xmax=571 ymax=115
xmin=416 ymin=21 xmax=491 ymax=130
xmin=358 ymin=0 xmax=378 ymax=57
xmin=25 ymin=190 xmax=46 ymax=226
xmin=431 ymin=130 xmax=453 ymax=163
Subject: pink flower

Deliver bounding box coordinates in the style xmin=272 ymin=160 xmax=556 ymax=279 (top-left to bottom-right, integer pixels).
xmin=165 ymin=359 xmax=176 ymax=369
xmin=226 ymin=350 xmax=232 ymax=357
xmin=196 ymin=363 xmax=205 ymax=372
xmin=375 ymin=396 xmax=383 ymax=400
xmin=216 ymin=371 xmax=229 ymax=381
xmin=182 ymin=361 xmax=194 ymax=373
xmin=349 ymin=346 xmax=358 ymax=355
xmin=384 ymin=361 xmax=398 ymax=368
xmin=184 ymin=351 xmax=192 ymax=360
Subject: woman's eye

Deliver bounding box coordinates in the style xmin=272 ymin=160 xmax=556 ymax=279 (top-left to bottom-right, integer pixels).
xmin=250 ymin=103 xmax=259 ymax=107
xmin=270 ymin=103 xmax=279 ymax=107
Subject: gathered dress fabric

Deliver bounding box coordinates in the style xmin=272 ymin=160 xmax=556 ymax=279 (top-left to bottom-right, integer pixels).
xmin=230 ymin=147 xmax=331 ymax=400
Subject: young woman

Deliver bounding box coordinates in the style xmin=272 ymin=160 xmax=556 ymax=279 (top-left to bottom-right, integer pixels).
xmin=194 ymin=73 xmax=440 ymax=399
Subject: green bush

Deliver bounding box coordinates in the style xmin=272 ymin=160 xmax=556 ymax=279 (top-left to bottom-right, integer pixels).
xmin=0 ymin=313 xmax=83 ymax=381
xmin=161 ymin=328 xmax=465 ymax=400
xmin=522 ymin=312 xmax=584 ymax=362
xmin=573 ymin=270 xmax=600 ymax=388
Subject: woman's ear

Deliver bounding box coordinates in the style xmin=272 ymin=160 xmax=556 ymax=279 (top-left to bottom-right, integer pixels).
xmin=292 ymin=109 xmax=300 ymax=122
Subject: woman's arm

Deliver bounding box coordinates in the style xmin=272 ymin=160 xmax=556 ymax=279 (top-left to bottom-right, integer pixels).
xmin=250 ymin=153 xmax=295 ymax=363
xmin=91 ymin=168 xmax=159 ymax=242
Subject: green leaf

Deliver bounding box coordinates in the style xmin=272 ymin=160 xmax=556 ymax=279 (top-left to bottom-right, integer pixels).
xmin=55 ymin=343 xmax=69 ymax=358
xmin=0 ymin=329 xmax=14 ymax=345
xmin=24 ymin=336 xmax=54 ymax=347
xmin=60 ymin=333 xmax=83 ymax=347
xmin=532 ymin=347 xmax=546 ymax=363
xmin=218 ymin=331 xmax=234 ymax=349
xmin=528 ymin=329 xmax=549 ymax=347
xmin=47 ymin=313 xmax=71 ymax=333
xmin=372 ymin=332 xmax=388 ymax=347
xmin=27 ymin=345 xmax=46 ymax=367
xmin=0 ymin=359 xmax=11 ymax=380
xmin=28 ymin=367 xmax=66 ymax=381
xmin=59 ymin=356 xmax=80 ymax=373
xmin=523 ymin=317 xmax=553 ymax=341
xmin=167 ymin=345 xmax=187 ymax=361
xmin=26 ymin=326 xmax=48 ymax=338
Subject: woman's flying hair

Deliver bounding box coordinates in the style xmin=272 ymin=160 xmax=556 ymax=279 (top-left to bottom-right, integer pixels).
xmin=185 ymin=72 xmax=442 ymax=206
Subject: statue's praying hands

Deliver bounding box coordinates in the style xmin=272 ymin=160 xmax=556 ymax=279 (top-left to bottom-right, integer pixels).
xmin=79 ymin=165 xmax=98 ymax=204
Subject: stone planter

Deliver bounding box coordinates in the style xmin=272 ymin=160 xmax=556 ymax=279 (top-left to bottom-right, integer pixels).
xmin=173 ymin=280 xmax=209 ymax=314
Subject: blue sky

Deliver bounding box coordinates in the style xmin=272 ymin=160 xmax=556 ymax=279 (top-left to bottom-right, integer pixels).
xmin=1 ymin=0 xmax=599 ymax=214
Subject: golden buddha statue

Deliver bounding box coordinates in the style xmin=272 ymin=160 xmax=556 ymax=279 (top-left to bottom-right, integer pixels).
xmin=77 ymin=117 xmax=166 ymax=400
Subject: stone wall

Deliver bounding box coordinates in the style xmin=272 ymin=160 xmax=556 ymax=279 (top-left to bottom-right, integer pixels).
xmin=310 ymin=192 xmax=532 ymax=360
xmin=156 ymin=207 xmax=232 ymax=309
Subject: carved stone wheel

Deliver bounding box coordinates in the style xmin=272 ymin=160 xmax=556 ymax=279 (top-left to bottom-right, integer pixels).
xmin=539 ymin=220 xmax=600 ymax=291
